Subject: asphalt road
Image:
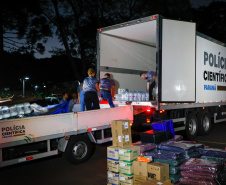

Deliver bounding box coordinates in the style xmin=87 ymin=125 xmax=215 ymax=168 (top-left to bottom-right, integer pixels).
xmin=0 ymin=121 xmax=226 ymax=185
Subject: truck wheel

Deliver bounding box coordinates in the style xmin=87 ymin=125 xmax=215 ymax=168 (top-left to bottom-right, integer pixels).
xmin=197 ymin=111 xmax=212 ymax=136
xmin=64 ymin=135 xmax=93 ymax=164
xmin=186 ymin=113 xmax=198 ymax=140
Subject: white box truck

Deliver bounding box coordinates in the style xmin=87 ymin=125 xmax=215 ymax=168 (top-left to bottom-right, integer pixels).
xmin=1 ymin=14 xmax=226 ymax=168
xmin=97 ymin=14 xmax=226 ymax=140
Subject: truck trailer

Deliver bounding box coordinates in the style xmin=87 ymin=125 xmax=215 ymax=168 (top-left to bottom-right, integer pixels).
xmin=97 ymin=14 xmax=226 ymax=140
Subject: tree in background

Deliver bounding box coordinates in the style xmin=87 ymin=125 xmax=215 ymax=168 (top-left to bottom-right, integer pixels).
xmin=1 ymin=0 xmax=225 ymax=90
xmin=0 ymin=0 xmax=52 ymax=56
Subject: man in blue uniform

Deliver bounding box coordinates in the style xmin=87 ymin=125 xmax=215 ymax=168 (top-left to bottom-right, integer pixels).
xmin=100 ymin=73 xmax=115 ymax=108
xmin=59 ymin=92 xmax=68 ymax=104
xmin=140 ymin=71 xmax=156 ymax=100
xmin=83 ymin=68 xmax=101 ymax=110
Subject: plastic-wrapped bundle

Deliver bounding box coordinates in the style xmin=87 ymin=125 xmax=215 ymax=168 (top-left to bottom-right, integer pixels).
xmin=158 ymin=141 xmax=197 ymax=154
xmin=198 ymin=148 xmax=226 ymax=158
xmin=170 ymin=135 xmax=183 ymax=141
xmin=144 ymin=150 xmax=184 ymax=160
xmin=178 ymin=141 xmax=204 ymax=149
xmin=154 ymin=158 xmax=186 ymax=167
xmin=187 ymin=151 xmax=200 ymax=158
xmin=170 ymin=174 xmax=182 ymax=184
xmin=180 ymin=158 xmax=222 ymax=174
xmin=170 ymin=166 xmax=180 ymax=175
xmin=132 ymin=141 xmax=156 ymax=153
xmin=180 ymin=177 xmax=217 ymax=185
xmin=181 ymin=171 xmax=218 ymax=180
xmin=200 ymin=156 xmax=225 ymax=164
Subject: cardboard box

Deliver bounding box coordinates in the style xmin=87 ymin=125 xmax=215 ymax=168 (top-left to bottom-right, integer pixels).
xmin=134 ymin=174 xmax=148 ymax=185
xmin=119 ymin=173 xmax=134 ymax=185
xmin=147 ymin=162 xmax=169 ymax=181
xmin=112 ymin=132 xmax=132 ymax=147
xmin=139 ymin=179 xmax=173 ymax=185
xmin=111 ymin=120 xmax=131 ymax=134
xmin=107 ymin=171 xmax=120 ymax=185
xmin=119 ymin=146 xmax=140 ymax=162
xmin=111 ymin=120 xmax=132 ymax=147
xmin=107 ymin=159 xmax=119 ymax=173
xmin=119 ymin=161 xmax=133 ymax=174
xmin=107 ymin=146 xmax=119 ymax=160
xmin=133 ymin=161 xmax=149 ymax=177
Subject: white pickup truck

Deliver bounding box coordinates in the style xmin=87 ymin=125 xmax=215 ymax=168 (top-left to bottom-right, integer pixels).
xmin=0 ymin=104 xmax=148 ymax=167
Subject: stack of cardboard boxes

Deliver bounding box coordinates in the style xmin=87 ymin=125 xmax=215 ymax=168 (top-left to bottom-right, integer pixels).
xmin=107 ymin=120 xmax=172 ymax=185
xmin=133 ymin=161 xmax=170 ymax=185
xmin=107 ymin=120 xmax=140 ymax=185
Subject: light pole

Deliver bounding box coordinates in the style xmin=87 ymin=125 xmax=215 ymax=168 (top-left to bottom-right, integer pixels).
xmin=22 ymin=77 xmax=29 ymax=97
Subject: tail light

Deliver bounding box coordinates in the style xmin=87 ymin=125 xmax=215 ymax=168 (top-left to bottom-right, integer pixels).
xmin=146 ymin=109 xmax=152 ymax=113
xmin=159 ymin=110 xmax=165 ymax=114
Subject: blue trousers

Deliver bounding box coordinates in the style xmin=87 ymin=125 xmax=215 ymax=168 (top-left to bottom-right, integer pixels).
xmin=80 ymin=90 xmax=86 ymax=111
xmin=100 ymin=90 xmax=115 ymax=108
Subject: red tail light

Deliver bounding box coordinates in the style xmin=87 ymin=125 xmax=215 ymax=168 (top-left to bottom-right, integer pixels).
xmin=99 ymin=28 xmax=102 ymax=32
xmin=152 ymin=16 xmax=156 ymax=19
xmin=159 ymin=110 xmax=165 ymax=114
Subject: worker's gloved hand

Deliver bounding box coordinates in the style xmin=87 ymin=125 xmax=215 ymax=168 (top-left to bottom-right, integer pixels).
xmin=112 ymin=96 xmax=115 ymax=100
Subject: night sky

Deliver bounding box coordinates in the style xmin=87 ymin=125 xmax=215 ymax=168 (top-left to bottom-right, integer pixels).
xmin=33 ymin=0 xmax=226 ymax=59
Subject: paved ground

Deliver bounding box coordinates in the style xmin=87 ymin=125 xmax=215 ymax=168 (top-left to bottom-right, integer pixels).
xmin=0 ymin=121 xmax=226 ymax=185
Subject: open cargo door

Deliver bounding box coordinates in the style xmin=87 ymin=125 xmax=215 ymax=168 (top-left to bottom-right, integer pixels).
xmin=98 ymin=18 xmax=157 ymax=92
xmin=160 ymin=19 xmax=196 ymax=102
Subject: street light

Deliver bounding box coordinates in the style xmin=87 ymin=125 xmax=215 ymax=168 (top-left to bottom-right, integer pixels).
xmin=22 ymin=77 xmax=29 ymax=97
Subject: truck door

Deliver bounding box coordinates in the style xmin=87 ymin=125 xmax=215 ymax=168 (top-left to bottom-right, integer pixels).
xmin=160 ymin=19 xmax=196 ymax=103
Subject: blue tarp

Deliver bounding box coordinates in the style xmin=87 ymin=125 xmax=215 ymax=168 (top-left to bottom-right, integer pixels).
xmin=45 ymin=101 xmax=69 ymax=115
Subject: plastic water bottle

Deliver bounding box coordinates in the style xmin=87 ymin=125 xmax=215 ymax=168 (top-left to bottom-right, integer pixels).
xmin=125 ymin=91 xmax=129 ymax=101
xmin=16 ymin=104 xmax=25 ymax=115
xmin=133 ymin=91 xmax=137 ymax=101
xmin=24 ymin=102 xmax=32 ymax=114
xmin=145 ymin=91 xmax=149 ymax=101
xmin=0 ymin=107 xmax=3 ymax=120
xmin=10 ymin=105 xmax=18 ymax=117
xmin=128 ymin=91 xmax=133 ymax=101
xmin=2 ymin=106 xmax=10 ymax=119
xmin=121 ymin=92 xmax=125 ymax=101
xmin=118 ymin=88 xmax=121 ymax=95
xmin=137 ymin=91 xmax=142 ymax=101
xmin=115 ymin=94 xmax=121 ymax=101
xmin=141 ymin=91 xmax=145 ymax=101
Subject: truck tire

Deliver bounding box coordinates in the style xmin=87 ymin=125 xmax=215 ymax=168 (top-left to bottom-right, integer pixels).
xmin=197 ymin=111 xmax=212 ymax=136
xmin=186 ymin=113 xmax=198 ymax=140
xmin=64 ymin=135 xmax=93 ymax=164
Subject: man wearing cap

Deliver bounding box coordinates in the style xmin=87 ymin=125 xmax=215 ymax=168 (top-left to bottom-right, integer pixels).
xmin=140 ymin=71 xmax=156 ymax=100
xmin=99 ymin=73 xmax=115 ymax=108
xmin=83 ymin=68 xmax=101 ymax=110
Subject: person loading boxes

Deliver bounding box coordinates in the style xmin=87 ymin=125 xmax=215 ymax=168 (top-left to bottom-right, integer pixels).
xmin=140 ymin=71 xmax=156 ymax=100
xmin=99 ymin=73 xmax=115 ymax=108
